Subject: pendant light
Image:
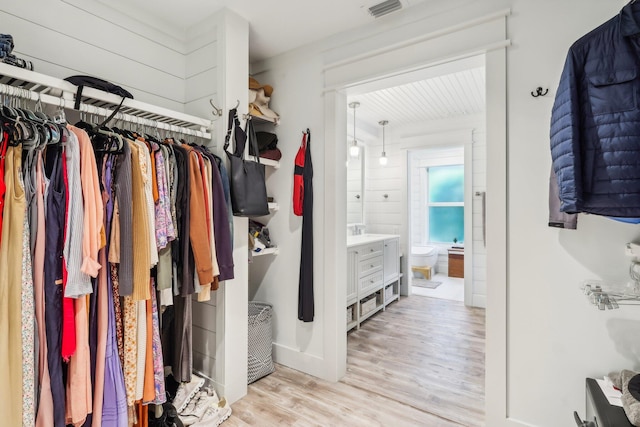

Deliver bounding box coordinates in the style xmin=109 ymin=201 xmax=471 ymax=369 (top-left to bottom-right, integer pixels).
xmin=379 ymin=120 xmax=388 ymax=166
xmin=349 ymin=101 xmax=360 ymax=158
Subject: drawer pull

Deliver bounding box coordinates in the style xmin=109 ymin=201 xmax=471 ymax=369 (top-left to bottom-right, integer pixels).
xmin=370 ymin=280 xmax=375 ymax=283
xmin=370 ymin=264 xmax=374 ymax=268
xmin=370 ymin=248 xmax=374 ymax=252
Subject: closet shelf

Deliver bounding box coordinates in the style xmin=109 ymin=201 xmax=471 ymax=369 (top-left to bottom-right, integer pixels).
xmin=0 ymin=62 xmax=212 ymax=138
xmin=246 ymin=113 xmax=280 ymax=125
xmin=249 ymin=156 xmax=280 ymax=169
xmin=253 ymin=247 xmax=279 ymax=257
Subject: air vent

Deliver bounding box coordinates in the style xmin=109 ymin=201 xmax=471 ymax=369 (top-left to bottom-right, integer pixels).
xmin=368 ymin=0 xmax=403 ymax=18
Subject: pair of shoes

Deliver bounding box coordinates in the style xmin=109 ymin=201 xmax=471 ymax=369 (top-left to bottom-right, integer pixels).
xmin=172 ymin=373 xmax=206 ymax=414
xmin=191 ymin=398 xmax=232 ymax=427
xmin=179 ymin=387 xmax=219 ymax=425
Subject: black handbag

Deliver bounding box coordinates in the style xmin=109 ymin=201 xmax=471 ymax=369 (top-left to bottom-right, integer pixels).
xmin=224 ymin=108 xmax=270 ymax=217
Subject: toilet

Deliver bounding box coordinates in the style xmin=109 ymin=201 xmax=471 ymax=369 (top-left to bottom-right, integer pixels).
xmin=411 ymin=246 xmax=438 ymax=280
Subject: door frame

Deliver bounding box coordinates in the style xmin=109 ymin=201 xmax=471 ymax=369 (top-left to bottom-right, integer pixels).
xmin=401 ymin=133 xmax=476 ymax=307
xmin=321 ymin=10 xmax=511 ymax=425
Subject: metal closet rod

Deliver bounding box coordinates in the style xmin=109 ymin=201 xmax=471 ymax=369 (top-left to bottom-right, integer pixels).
xmin=0 ymin=82 xmax=211 ymax=139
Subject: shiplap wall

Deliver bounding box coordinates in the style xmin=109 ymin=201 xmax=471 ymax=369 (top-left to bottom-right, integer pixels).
xmin=364 ymin=115 xmax=487 ymax=306
xmin=347 ymin=150 xmax=364 ymax=225
xmin=1 ymin=0 xmax=188 ymax=110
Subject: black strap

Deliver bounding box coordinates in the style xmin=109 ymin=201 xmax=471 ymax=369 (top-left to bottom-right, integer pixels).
xmin=224 ymin=108 xmax=248 ymax=158
xmin=73 ymin=83 xmax=126 ymax=128
xmin=74 ymin=85 xmax=84 ymax=110
xmin=244 ymin=117 xmax=261 ymax=165
xmin=98 ymin=96 xmax=126 ymax=128
xmin=224 ymin=108 xmax=235 ymax=152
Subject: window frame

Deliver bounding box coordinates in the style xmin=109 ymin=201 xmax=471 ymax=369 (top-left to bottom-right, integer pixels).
xmin=424 ymin=163 xmax=465 ymax=244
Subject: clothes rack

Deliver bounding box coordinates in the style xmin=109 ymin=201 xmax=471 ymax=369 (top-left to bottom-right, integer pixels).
xmin=0 ymin=62 xmax=213 ymax=139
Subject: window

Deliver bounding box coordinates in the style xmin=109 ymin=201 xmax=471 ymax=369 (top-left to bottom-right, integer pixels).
xmin=427 ymin=164 xmax=464 ymax=243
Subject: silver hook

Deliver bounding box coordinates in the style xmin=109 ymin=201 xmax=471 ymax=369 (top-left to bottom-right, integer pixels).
xmin=209 ymin=99 xmax=223 ymax=117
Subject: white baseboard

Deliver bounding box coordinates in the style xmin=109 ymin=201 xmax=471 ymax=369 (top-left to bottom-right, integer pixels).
xmin=272 ymin=342 xmax=328 ymax=380
xmin=472 ymin=294 xmax=486 ymax=308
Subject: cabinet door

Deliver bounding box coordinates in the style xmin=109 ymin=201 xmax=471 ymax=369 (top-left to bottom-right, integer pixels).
xmin=383 ymin=238 xmax=399 ymax=284
xmin=347 ymin=248 xmax=358 ymax=304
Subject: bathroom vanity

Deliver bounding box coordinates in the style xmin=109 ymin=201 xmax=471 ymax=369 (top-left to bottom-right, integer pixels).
xmin=346 ymin=234 xmax=400 ymax=331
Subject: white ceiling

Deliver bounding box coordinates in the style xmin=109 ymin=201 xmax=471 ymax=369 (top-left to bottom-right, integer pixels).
xmin=95 ymin=0 xmax=429 ymax=62
xmin=347 ymin=67 xmax=486 ymax=134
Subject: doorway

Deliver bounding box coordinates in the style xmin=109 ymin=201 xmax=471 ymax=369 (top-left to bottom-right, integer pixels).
xmin=341 ymin=56 xmax=488 ymax=423
xmin=344 ymin=56 xmax=486 ymax=308
xmin=321 ymin=12 xmax=508 ymax=423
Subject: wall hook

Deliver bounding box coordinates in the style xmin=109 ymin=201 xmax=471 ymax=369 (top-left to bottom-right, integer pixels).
xmin=531 ymin=87 xmax=549 ymax=98
xmin=209 ymin=99 xmax=223 ymax=117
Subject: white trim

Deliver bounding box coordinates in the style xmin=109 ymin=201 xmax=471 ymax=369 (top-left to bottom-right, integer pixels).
xmin=321 ymin=9 xmax=511 ymax=426
xmin=464 ymin=142 xmax=474 ymax=307
xmin=272 ymin=343 xmax=326 ymax=379
xmin=484 ymin=45 xmax=509 ymax=426
xmin=322 ymin=40 xmax=511 ymax=95
xmin=323 ymin=9 xmax=511 ymax=72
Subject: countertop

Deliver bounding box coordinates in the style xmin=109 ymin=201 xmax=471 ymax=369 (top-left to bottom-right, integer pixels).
xmin=347 ymin=234 xmax=400 ymax=248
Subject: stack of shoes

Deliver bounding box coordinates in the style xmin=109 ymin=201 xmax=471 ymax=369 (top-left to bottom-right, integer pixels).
xmin=172 ymin=373 xmax=206 ymax=414
xmin=179 ymin=387 xmax=232 ymax=426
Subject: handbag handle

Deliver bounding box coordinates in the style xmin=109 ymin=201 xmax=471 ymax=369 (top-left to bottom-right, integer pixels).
xmin=244 ymin=117 xmax=262 ymax=165
xmin=224 ymin=108 xmax=247 ymax=157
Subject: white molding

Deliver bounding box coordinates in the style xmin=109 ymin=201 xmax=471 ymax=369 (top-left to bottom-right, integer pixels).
xmin=484 ymin=43 xmax=509 ymax=426
xmin=464 ymin=140 xmax=475 ymax=307
xmin=473 ymin=294 xmax=487 ymax=308
xmin=272 ymin=343 xmax=326 ymax=379
xmin=323 ymin=9 xmax=511 ymax=72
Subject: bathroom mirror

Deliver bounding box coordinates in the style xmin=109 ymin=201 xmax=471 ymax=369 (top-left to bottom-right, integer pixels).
xmin=347 ymin=146 xmax=364 ymax=225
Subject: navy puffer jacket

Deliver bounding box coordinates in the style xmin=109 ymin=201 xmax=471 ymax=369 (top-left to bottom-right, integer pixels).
xmin=550 ymin=3 xmax=640 ymax=217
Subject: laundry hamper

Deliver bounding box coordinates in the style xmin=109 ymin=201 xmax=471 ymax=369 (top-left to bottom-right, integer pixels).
xmin=247 ymin=301 xmax=275 ymax=384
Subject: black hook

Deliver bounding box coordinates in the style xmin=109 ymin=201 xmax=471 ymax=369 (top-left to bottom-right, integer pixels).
xmin=531 ymin=87 xmax=549 ymax=97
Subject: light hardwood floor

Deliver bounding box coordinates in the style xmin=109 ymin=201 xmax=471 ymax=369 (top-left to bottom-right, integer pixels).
xmin=225 ymin=296 xmax=486 ymax=427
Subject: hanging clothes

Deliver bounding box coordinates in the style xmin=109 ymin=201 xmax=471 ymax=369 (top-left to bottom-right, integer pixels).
xmin=297 ymin=130 xmax=314 ymax=322
xmin=0 ymin=144 xmax=26 ymax=426
xmin=0 ymin=91 xmax=233 ymax=426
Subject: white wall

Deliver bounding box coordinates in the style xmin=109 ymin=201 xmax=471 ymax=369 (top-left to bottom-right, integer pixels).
xmin=0 ymin=0 xmax=187 ymax=110
xmin=248 ymin=51 xmax=330 ymax=378
xmin=506 ymin=1 xmax=640 ymax=425
xmin=252 ymin=1 xmax=640 ymax=426
xmin=346 ymin=151 xmax=364 ymax=225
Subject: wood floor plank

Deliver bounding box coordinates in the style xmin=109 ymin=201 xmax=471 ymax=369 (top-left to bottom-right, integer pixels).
xmin=225 ymin=295 xmax=485 ymax=426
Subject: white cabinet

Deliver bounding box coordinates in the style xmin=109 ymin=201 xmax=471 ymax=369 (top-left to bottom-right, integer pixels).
xmin=347 ymin=248 xmax=358 ymax=304
xmin=383 ymin=238 xmax=399 ymax=285
xmin=347 ymin=236 xmax=400 ymax=331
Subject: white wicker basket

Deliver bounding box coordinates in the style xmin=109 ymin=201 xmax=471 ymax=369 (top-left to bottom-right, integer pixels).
xmin=385 ymin=285 xmax=394 ymax=301
xmin=361 ymin=296 xmax=377 ymax=316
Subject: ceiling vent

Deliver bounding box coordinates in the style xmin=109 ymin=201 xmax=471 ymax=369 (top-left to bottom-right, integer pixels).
xmin=368 ymin=0 xmax=403 ymax=18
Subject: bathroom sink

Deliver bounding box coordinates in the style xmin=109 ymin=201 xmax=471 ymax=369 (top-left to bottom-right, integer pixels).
xmin=347 ymin=233 xmax=400 ymax=247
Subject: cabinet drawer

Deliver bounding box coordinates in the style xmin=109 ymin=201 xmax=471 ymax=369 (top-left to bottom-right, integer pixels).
xmin=358 ymin=255 xmax=383 ymax=278
xmin=356 ymin=241 xmax=384 ymax=261
xmin=359 ymin=271 xmax=383 ymax=295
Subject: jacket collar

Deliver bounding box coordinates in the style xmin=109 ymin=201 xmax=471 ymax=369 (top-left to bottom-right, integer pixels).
xmin=621 ymin=2 xmax=640 ymax=37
